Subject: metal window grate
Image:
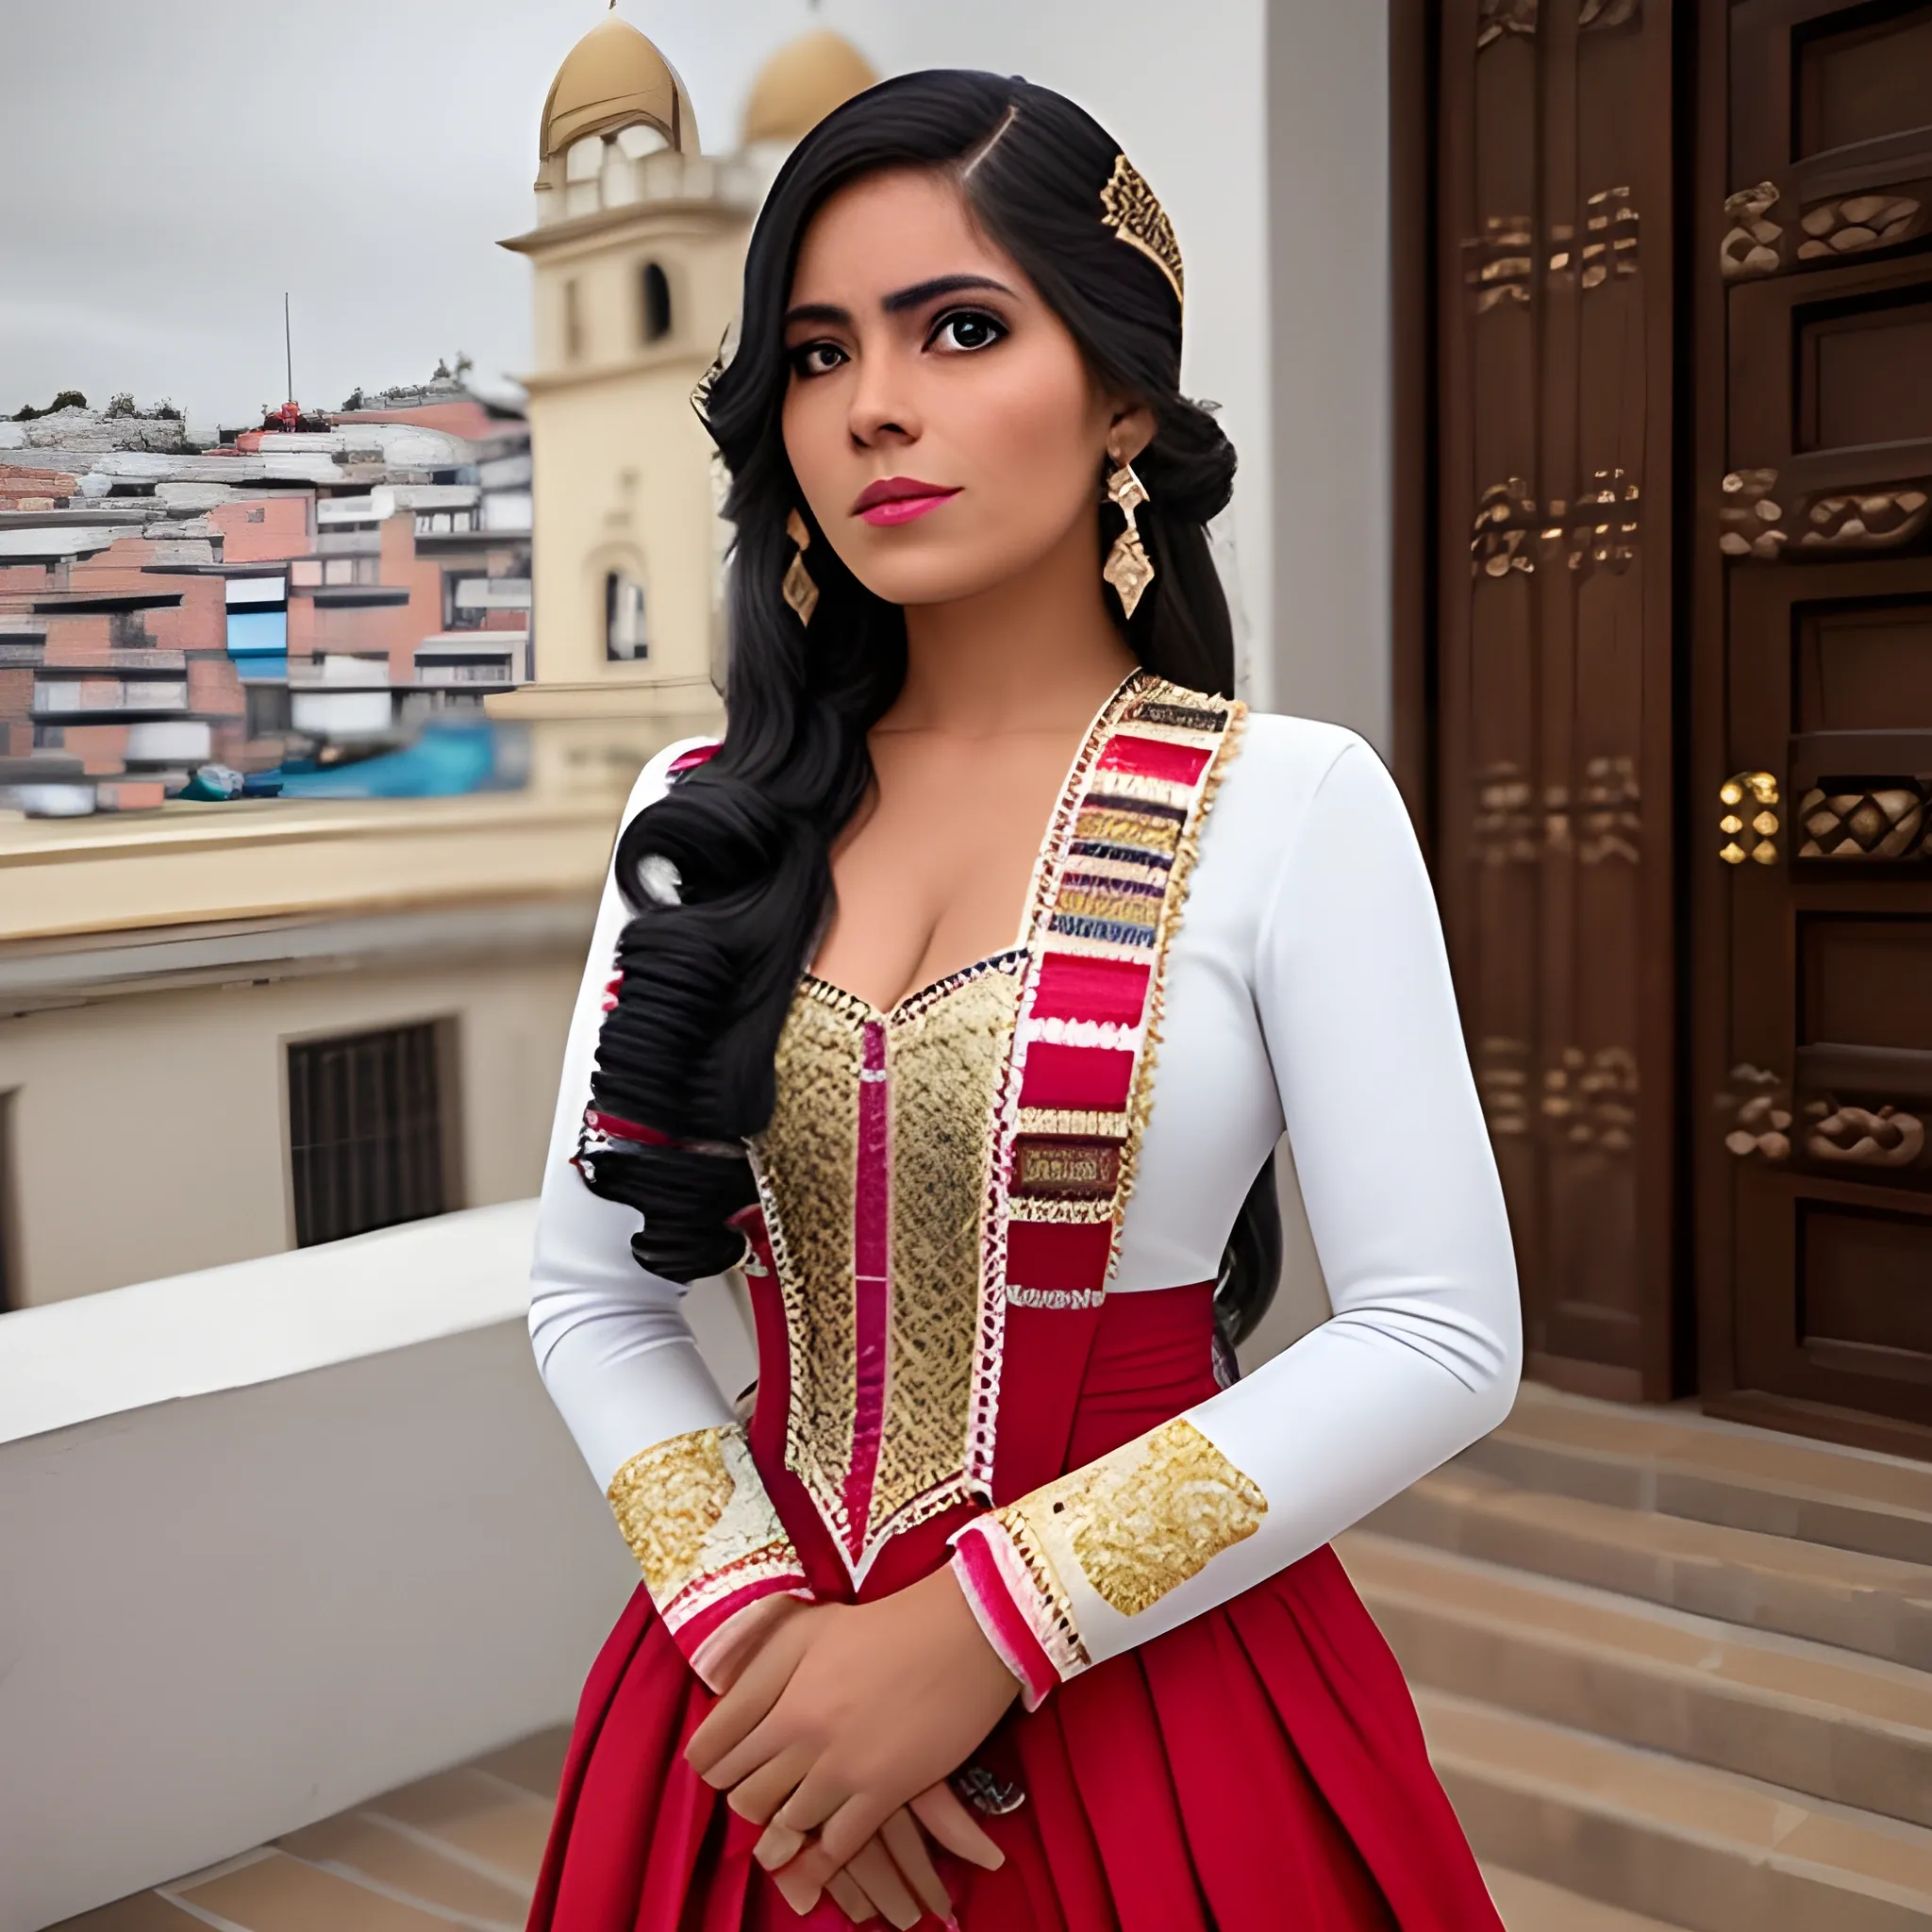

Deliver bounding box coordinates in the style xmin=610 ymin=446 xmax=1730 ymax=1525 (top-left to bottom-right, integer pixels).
xmin=288 ymin=1023 xmax=450 ymax=1247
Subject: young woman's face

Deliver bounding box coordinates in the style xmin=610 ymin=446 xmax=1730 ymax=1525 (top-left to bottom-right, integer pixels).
xmin=780 ymin=167 xmax=1140 ymax=608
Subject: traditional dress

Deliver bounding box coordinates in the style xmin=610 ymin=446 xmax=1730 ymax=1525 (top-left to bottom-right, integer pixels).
xmin=526 ymin=674 xmax=1519 ymax=1930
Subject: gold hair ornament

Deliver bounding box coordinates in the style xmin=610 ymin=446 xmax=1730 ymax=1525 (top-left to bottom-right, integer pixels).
xmin=1099 ymin=155 xmax=1184 ymax=310
xmin=783 ymin=508 xmax=819 ymax=625
xmin=1102 ymin=458 xmax=1156 ymax=618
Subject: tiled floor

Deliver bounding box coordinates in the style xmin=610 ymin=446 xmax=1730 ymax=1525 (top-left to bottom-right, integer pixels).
xmin=52 ymin=1728 xmax=570 ymax=1932
xmin=54 ymin=1724 xmax=1635 ymax=1930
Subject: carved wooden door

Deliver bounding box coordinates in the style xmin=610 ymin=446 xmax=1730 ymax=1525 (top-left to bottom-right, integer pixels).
xmin=1693 ymin=0 xmax=1932 ymax=1455
xmin=1435 ymin=0 xmax=1679 ymax=1400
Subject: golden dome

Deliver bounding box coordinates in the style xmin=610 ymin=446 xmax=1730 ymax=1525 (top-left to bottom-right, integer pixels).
xmin=541 ymin=14 xmax=698 ymax=159
xmin=741 ymin=29 xmax=877 ymax=146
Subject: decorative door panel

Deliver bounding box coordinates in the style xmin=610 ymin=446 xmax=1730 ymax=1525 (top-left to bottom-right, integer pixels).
xmin=1695 ymin=0 xmax=1932 ymax=1454
xmin=1436 ymin=0 xmax=1678 ymax=1399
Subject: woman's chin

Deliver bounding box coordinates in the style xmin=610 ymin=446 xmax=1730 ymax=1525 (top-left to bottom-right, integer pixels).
xmin=843 ymin=550 xmax=1047 ymax=612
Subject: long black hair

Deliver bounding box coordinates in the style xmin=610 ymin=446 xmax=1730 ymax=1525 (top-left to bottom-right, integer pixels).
xmin=578 ymin=69 xmax=1281 ymax=1348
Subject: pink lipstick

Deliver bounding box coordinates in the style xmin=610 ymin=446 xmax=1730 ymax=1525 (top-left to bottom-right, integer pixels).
xmin=854 ymin=475 xmax=960 ymax=526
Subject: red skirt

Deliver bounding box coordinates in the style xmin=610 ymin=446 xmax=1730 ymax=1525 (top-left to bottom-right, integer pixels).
xmin=526 ymin=1287 xmax=1503 ymax=1932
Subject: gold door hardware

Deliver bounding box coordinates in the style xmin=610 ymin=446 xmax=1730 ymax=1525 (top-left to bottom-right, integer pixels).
xmin=1718 ymin=772 xmax=1779 ymax=864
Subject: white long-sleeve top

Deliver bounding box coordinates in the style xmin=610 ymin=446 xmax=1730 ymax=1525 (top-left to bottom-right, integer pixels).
xmin=529 ymin=711 xmax=1521 ymax=1685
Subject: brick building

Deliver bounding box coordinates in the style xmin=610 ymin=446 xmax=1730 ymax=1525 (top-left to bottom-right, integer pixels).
xmin=0 ymin=386 xmax=532 ymax=810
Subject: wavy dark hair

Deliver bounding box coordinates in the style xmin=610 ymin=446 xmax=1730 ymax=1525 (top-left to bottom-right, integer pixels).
xmin=577 ymin=69 xmax=1281 ymax=1348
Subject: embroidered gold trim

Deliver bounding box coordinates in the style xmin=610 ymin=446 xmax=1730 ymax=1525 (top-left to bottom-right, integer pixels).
xmin=969 ymin=672 xmax=1147 ymax=1488
xmin=991 ymin=1507 xmax=1092 ymax=1672
xmin=1075 ymin=805 xmax=1183 ymax=855
xmin=1058 ymin=859 xmax=1173 ymax=894
xmin=1114 ymin=700 xmax=1247 ymax=1256
xmin=1006 ymin=1285 xmax=1108 ymax=1310
xmin=1082 ymin=769 xmax=1202 ymax=808
xmin=872 ymin=964 xmax=1022 ymax=1551
xmin=1004 ymin=1417 xmax=1267 ymax=1621
xmin=1099 ymin=153 xmax=1185 ymax=309
xmin=758 ymin=994 xmax=865 ymax=1550
xmin=606 ymin=1424 xmax=798 ymax=1608
xmin=1017 ymin=1108 xmax=1131 ymax=1139
xmin=1006 ymin=1195 xmax=1116 ymax=1224
xmin=1070 ymin=1418 xmax=1267 ymax=1614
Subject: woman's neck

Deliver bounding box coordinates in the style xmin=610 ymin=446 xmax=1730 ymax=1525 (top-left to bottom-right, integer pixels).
xmin=886 ymin=519 xmax=1138 ymax=738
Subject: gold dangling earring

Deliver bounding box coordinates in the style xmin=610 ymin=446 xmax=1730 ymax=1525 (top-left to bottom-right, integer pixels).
xmin=782 ymin=508 xmax=820 ymax=625
xmin=1102 ymin=457 xmax=1156 ymax=619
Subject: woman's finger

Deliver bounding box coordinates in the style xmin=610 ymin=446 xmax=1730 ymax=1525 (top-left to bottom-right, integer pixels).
xmin=841 ymin=1840 xmax=924 ymax=1932
xmin=770 ymin=1857 xmax=825 ymax=1920
xmin=752 ymin=1821 xmax=808 ymax=1872
xmin=824 ymin=1869 xmax=878 ymax=1923
xmin=812 ymin=1792 xmax=902 ymax=1874
xmin=878 ymin=1807 xmax=954 ymax=1922
xmin=909 ymin=1782 xmax=1005 ymax=1871
xmin=685 ymin=1623 xmax=806 ymax=1775
xmin=770 ymin=1758 xmax=856 ymax=1837
xmin=727 ymin=1744 xmax=816 ymax=1827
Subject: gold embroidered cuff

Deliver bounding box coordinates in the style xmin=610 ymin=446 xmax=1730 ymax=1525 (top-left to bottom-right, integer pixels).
xmin=990 ymin=1415 xmax=1267 ymax=1664
xmin=606 ymin=1424 xmax=807 ymax=1652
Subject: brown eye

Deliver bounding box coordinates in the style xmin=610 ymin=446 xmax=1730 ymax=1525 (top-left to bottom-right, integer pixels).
xmin=789 ymin=340 xmax=848 ymax=378
xmin=929 ymin=308 xmax=1005 ymax=354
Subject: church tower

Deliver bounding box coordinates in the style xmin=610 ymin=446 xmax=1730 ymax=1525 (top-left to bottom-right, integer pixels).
xmin=494 ymin=11 xmax=754 ymax=737
xmin=493 ymin=13 xmax=877 ymax=753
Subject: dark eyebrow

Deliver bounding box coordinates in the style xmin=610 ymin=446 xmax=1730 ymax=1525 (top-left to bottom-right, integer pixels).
xmin=783 ymin=301 xmax=853 ymax=329
xmin=782 ymin=274 xmax=1018 ymax=331
xmin=880 ymin=273 xmax=1017 ymax=313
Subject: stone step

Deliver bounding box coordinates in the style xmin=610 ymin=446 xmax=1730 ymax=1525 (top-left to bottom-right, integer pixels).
xmin=1339 ymin=1532 xmax=1932 ymax=1829
xmin=1480 ymin=1864 xmax=1692 ymax=1932
xmin=1418 ymin=1688 xmax=1932 ymax=1932
xmin=1365 ymin=1463 xmax=1932 ymax=1671
xmin=1464 ymin=1384 xmax=1932 ymax=1568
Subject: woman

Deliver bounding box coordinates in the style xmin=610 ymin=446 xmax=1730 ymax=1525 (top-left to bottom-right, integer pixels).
xmin=526 ymin=69 xmax=1518 ymax=1932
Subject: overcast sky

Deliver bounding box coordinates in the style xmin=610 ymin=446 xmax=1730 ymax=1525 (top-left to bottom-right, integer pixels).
xmin=0 ymin=0 xmax=861 ymax=433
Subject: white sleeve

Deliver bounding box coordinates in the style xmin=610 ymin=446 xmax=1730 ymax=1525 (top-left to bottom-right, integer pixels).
xmin=950 ymin=735 xmax=1521 ymax=1702
xmin=527 ymin=739 xmax=738 ymax=1491
xmin=528 ymin=738 xmax=810 ymax=1670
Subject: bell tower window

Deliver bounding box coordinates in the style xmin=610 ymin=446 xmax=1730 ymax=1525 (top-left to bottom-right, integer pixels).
xmin=641 ymin=261 xmax=673 ymax=344
xmin=606 ymin=570 xmax=648 ymax=660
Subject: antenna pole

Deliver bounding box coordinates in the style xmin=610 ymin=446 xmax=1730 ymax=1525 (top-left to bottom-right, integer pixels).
xmin=283 ymin=292 xmax=293 ymax=405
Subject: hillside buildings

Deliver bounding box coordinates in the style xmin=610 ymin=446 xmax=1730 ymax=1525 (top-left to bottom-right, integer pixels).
xmin=0 ymin=384 xmax=532 ymax=812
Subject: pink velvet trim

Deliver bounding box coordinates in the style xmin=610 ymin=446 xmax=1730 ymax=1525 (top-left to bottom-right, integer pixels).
xmin=1094 ymin=732 xmax=1211 ymax=784
xmin=664 ymin=1566 xmax=809 ymax=1666
xmin=950 ymin=1524 xmax=1060 ymax=1712
xmin=842 ymin=1018 xmax=891 ymax=1564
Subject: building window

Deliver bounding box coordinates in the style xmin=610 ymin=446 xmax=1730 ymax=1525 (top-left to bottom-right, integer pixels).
xmin=287 ymin=1022 xmax=456 ymax=1248
xmin=245 ymin=682 xmax=293 ymax=738
xmin=605 ymin=570 xmax=647 ymax=660
xmin=564 ymin=277 xmax=585 ymax=362
xmin=641 ymin=260 xmax=673 ymax=343
xmin=225 ymin=575 xmax=289 ymax=662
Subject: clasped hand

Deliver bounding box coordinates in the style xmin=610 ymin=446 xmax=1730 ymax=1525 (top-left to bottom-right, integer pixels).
xmin=686 ymin=1566 xmax=1021 ymax=1925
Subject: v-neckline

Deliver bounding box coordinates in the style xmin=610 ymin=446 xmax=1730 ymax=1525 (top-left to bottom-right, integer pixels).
xmin=800 ymin=668 xmax=1145 ymax=1022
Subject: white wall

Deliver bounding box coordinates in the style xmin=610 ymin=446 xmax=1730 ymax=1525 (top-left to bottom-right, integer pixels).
xmin=0 ymin=1203 xmax=758 ymax=1931
xmin=1266 ymin=0 xmax=1394 ymax=747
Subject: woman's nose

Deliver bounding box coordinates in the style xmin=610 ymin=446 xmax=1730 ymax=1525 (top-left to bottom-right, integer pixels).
xmin=846 ymin=355 xmax=922 ymax=449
